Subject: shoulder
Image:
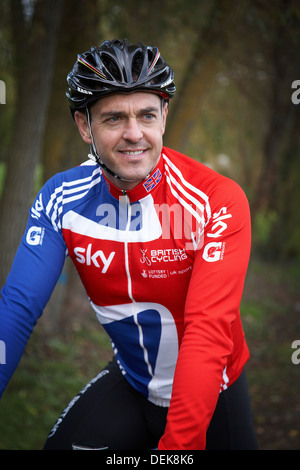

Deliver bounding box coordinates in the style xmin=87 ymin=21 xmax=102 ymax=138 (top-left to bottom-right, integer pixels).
xmin=30 ymin=160 xmax=103 ymax=227
xmin=161 ymin=147 xmax=250 ymax=230
xmin=40 ymin=160 xmax=102 ymax=201
xmin=162 ymin=146 xmax=248 ymax=204
xmin=49 ymin=159 xmax=101 ymax=188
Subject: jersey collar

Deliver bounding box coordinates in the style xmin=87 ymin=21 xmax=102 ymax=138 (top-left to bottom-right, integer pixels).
xmin=102 ymin=154 xmax=164 ymax=202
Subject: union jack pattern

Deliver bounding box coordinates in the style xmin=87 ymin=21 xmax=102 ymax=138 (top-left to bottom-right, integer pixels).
xmin=143 ymin=168 xmax=162 ymax=192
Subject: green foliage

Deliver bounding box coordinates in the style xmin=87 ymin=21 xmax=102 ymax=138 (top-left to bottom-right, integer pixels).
xmin=240 ymin=257 xmax=300 ymax=449
xmin=0 ymin=162 xmax=6 ymax=199
xmin=0 ymin=319 xmax=113 ymax=450
xmin=252 ymin=209 xmax=279 ymax=254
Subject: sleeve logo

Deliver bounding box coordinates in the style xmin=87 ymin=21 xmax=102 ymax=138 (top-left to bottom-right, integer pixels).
xmin=203 ymin=241 xmax=226 ymax=262
xmin=31 ymin=193 xmax=43 ymax=220
xmin=203 ymin=207 xmax=231 ymax=262
xmin=26 ymin=226 xmax=45 ymax=246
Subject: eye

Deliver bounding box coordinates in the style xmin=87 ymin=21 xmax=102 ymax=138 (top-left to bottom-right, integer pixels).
xmin=142 ymin=113 xmax=155 ymax=121
xmin=108 ymin=115 xmax=121 ymax=123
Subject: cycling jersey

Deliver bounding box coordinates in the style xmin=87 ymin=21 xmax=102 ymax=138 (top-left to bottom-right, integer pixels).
xmin=0 ymin=146 xmax=251 ymax=449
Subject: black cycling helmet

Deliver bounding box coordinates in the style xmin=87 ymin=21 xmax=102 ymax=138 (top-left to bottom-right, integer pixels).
xmin=66 ymin=39 xmax=176 ymax=112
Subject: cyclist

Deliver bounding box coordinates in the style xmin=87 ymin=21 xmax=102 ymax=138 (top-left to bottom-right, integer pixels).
xmin=0 ymin=39 xmax=257 ymax=450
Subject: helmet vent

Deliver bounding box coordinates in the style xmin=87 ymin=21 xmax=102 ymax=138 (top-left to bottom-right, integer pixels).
xmin=85 ymin=52 xmax=97 ymax=68
xmin=101 ymin=53 xmax=122 ymax=82
xmin=132 ymin=51 xmax=144 ymax=82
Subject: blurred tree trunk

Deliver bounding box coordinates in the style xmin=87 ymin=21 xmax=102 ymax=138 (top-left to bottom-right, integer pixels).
xmin=42 ymin=0 xmax=101 ymax=181
xmin=41 ymin=0 xmax=101 ymax=331
xmin=164 ymin=0 xmax=231 ymax=153
xmin=164 ymin=53 xmax=219 ymax=153
xmin=253 ymin=84 xmax=292 ymax=213
xmin=270 ymin=107 xmax=300 ymax=258
xmin=252 ymin=1 xmax=300 ymax=216
xmin=0 ymin=0 xmax=64 ymax=288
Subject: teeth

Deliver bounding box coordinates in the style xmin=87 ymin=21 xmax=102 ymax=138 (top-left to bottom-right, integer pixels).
xmin=123 ymin=150 xmax=144 ymax=155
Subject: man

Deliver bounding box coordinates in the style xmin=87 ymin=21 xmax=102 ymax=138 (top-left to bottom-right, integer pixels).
xmin=0 ymin=39 xmax=257 ymax=450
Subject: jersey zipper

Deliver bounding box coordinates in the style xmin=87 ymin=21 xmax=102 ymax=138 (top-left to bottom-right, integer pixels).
xmin=123 ymin=194 xmax=134 ymax=302
xmin=123 ymin=194 xmax=154 ymax=379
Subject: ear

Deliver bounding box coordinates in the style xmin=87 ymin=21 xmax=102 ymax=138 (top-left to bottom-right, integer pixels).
xmin=74 ymin=111 xmax=92 ymax=144
xmin=161 ymin=102 xmax=168 ymax=135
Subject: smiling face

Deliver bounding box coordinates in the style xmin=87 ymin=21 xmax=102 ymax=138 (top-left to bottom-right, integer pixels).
xmin=74 ymin=92 xmax=168 ymax=190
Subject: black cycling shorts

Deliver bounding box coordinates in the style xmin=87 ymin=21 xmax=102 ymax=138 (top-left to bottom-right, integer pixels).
xmin=43 ymin=358 xmax=257 ymax=450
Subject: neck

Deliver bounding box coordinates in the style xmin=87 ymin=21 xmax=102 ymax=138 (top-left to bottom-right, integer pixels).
xmin=103 ymin=169 xmax=143 ymax=191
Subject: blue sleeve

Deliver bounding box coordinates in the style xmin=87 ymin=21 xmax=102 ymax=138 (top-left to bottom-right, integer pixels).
xmin=0 ymin=184 xmax=67 ymax=398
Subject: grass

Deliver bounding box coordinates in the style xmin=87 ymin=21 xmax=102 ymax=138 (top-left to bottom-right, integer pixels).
xmin=0 ymin=314 xmax=113 ymax=450
xmin=240 ymin=256 xmax=300 ymax=449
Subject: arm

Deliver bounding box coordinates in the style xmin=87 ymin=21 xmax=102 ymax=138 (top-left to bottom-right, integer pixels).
xmin=0 ymin=187 xmax=67 ymax=398
xmin=159 ymin=180 xmax=251 ymax=449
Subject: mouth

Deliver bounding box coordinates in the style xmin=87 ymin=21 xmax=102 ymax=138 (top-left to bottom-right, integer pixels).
xmin=119 ymin=149 xmax=147 ymax=155
xmin=118 ymin=149 xmax=149 ymax=160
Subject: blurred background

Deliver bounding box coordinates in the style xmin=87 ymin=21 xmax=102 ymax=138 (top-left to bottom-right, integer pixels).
xmin=0 ymin=0 xmax=299 ymax=449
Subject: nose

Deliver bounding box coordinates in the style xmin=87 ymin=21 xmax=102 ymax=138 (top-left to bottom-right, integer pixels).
xmin=122 ymin=118 xmax=143 ymax=142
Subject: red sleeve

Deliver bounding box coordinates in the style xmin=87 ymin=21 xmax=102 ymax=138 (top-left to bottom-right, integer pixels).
xmin=158 ymin=179 xmax=251 ymax=450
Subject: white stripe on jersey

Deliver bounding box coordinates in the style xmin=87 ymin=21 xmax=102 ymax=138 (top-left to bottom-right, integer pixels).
xmin=164 ymin=171 xmax=204 ymax=225
xmin=62 ymin=194 xmax=162 ymax=242
xmin=46 ymin=167 xmax=101 ymax=230
xmin=162 ymin=154 xmax=211 ymax=223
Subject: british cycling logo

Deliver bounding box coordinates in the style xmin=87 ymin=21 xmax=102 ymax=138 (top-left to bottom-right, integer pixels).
xmin=140 ymin=248 xmax=188 ymax=266
xmin=0 ymin=80 xmax=5 ymax=104
xmin=0 ymin=340 xmax=6 ymax=364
